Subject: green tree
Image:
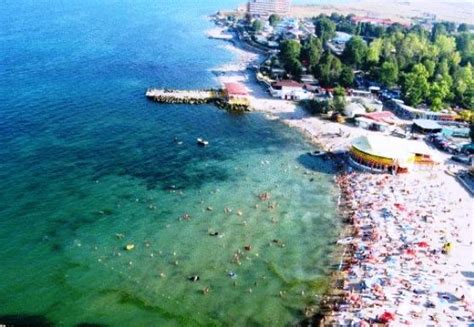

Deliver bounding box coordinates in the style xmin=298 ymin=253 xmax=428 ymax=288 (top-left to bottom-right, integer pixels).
xmin=379 ymin=61 xmax=399 ymax=88
xmin=456 ymin=32 xmax=474 ymax=64
xmin=435 ymin=35 xmax=457 ymax=58
xmin=458 ymin=23 xmax=469 ymax=32
xmin=285 ymin=58 xmax=303 ymax=79
xmin=252 ymin=19 xmax=263 ymax=32
xmin=386 ymin=23 xmax=406 ymax=36
xmin=314 ymin=52 xmax=342 ymax=87
xmin=314 ymin=16 xmax=336 ymax=44
xmin=268 ymin=14 xmax=281 ymax=27
xmin=304 ymin=99 xmax=332 ymax=115
xmin=398 ymin=33 xmax=430 ymax=66
xmin=422 ymin=59 xmax=436 ymax=78
xmin=279 ymin=40 xmax=303 ymax=79
xmin=366 ymin=38 xmax=383 ymax=65
xmin=279 ymin=40 xmax=301 ymax=64
xmin=339 ymin=65 xmax=354 ymax=87
xmin=332 ymin=86 xmax=347 ymax=114
xmin=454 ymin=63 xmax=474 ymax=109
xmin=402 ymin=63 xmax=430 ymax=106
xmin=431 ymin=23 xmax=447 ymax=42
xmin=301 ymin=36 xmax=322 ymax=68
xmin=381 ymin=38 xmax=395 ymax=59
xmin=342 ymin=36 xmax=368 ymax=68
xmin=428 ymin=79 xmax=451 ymax=111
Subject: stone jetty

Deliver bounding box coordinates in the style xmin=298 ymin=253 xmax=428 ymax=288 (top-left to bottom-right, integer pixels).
xmin=145 ymin=88 xmax=250 ymax=111
xmin=145 ymin=88 xmax=219 ymax=104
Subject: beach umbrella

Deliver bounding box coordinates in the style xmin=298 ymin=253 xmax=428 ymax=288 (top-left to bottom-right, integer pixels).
xmin=416 ymin=241 xmax=429 ymax=248
xmin=405 ymin=248 xmax=416 ymax=256
xmin=394 ymin=203 xmax=405 ymax=211
xmin=378 ymin=311 xmax=396 ymax=323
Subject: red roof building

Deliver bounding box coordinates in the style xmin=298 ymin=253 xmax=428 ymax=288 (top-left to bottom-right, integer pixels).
xmin=271 ymin=80 xmax=304 ymax=89
xmin=362 ymin=111 xmax=401 ymax=124
xmin=224 ymin=82 xmax=248 ymax=96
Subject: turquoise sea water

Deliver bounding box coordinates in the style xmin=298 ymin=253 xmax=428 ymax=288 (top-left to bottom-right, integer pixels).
xmin=0 ymin=0 xmax=341 ymax=325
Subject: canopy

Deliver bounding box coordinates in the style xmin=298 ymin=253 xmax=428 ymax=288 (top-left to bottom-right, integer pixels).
xmin=224 ymin=82 xmax=248 ymax=96
xmin=351 ymin=135 xmax=413 ymax=165
xmin=351 ymin=135 xmax=435 ymax=164
xmin=413 ymin=119 xmax=442 ymax=130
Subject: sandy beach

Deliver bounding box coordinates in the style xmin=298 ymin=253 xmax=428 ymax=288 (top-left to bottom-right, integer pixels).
xmin=291 ymin=0 xmax=474 ymax=25
xmin=212 ymin=37 xmax=474 ymax=325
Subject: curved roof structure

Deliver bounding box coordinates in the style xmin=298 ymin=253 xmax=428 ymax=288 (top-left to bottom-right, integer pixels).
xmin=352 ymin=135 xmax=411 ymax=162
xmin=352 ymin=135 xmax=435 ymax=162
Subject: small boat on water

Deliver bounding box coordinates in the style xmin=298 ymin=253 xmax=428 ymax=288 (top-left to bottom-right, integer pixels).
xmin=197 ymin=138 xmax=209 ymax=146
xmin=336 ymin=237 xmax=353 ymax=245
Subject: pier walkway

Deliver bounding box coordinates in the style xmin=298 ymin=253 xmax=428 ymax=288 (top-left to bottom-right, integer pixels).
xmin=145 ymin=87 xmax=250 ymax=111
xmin=145 ymin=88 xmax=220 ymax=104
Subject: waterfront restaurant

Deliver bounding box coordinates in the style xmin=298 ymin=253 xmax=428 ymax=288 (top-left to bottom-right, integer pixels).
xmin=349 ymin=135 xmax=438 ymax=173
xmin=223 ymin=82 xmax=249 ymax=106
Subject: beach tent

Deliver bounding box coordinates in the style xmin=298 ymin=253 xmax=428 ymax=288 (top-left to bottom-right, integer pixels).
xmin=351 ymin=135 xmax=414 ymax=167
xmin=349 ymin=135 xmax=438 ymax=172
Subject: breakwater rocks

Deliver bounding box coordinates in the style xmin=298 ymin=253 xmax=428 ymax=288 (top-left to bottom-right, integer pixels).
xmin=145 ymin=88 xmax=250 ymax=112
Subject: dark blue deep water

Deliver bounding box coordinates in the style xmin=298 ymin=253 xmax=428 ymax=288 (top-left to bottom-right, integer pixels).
xmin=0 ymin=1 xmax=341 ymax=325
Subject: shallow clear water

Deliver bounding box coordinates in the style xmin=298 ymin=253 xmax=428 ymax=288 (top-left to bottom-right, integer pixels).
xmin=0 ymin=0 xmax=341 ymax=325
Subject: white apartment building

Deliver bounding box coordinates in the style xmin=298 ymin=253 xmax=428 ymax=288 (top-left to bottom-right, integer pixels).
xmin=248 ymin=0 xmax=291 ymax=17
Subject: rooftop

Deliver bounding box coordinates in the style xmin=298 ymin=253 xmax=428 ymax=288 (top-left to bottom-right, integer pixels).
xmin=413 ymin=119 xmax=442 ymax=130
xmin=363 ymin=111 xmax=400 ymax=124
xmin=352 ymin=135 xmax=435 ymax=162
xmin=224 ymin=82 xmax=248 ymax=96
xmin=272 ymin=80 xmax=304 ymax=88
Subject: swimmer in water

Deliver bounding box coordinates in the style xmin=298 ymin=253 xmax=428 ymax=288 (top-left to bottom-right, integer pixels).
xmin=188 ymin=275 xmax=200 ymax=282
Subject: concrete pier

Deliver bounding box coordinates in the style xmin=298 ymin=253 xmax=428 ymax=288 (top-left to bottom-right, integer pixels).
xmin=145 ymin=88 xmax=220 ymax=104
xmin=145 ymin=87 xmax=250 ymax=111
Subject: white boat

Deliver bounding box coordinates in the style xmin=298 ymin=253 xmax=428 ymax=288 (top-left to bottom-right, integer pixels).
xmin=336 ymin=237 xmax=353 ymax=245
xmin=197 ymin=138 xmax=209 ymax=146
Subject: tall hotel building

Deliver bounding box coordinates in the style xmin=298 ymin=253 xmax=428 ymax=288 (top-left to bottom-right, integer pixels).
xmin=248 ymin=0 xmax=291 ymax=17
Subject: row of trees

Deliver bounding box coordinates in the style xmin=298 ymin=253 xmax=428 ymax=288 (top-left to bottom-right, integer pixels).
xmin=278 ymin=14 xmax=474 ymax=111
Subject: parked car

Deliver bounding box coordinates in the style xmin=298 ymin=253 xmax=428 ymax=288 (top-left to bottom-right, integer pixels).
xmin=460 ymin=143 xmax=474 ymax=155
xmin=451 ymin=155 xmax=473 ymax=165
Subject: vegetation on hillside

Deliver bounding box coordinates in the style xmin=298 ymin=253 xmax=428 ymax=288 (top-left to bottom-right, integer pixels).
xmin=276 ymin=14 xmax=474 ymax=111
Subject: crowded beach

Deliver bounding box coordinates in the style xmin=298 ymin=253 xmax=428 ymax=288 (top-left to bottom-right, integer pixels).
xmin=206 ymin=8 xmax=474 ymax=327
xmin=321 ymin=167 xmax=474 ymax=325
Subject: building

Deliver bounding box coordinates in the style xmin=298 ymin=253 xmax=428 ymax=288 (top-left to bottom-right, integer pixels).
xmin=269 ymin=80 xmax=313 ymax=100
xmin=248 ymin=0 xmax=291 ymax=17
xmin=355 ymin=117 xmax=390 ymax=132
xmin=411 ymin=119 xmax=442 ymax=134
xmin=223 ymin=82 xmax=249 ymax=107
xmin=362 ymin=111 xmax=403 ymax=125
xmin=349 ymin=135 xmax=438 ymax=173
xmin=384 ymin=100 xmax=456 ymax=121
